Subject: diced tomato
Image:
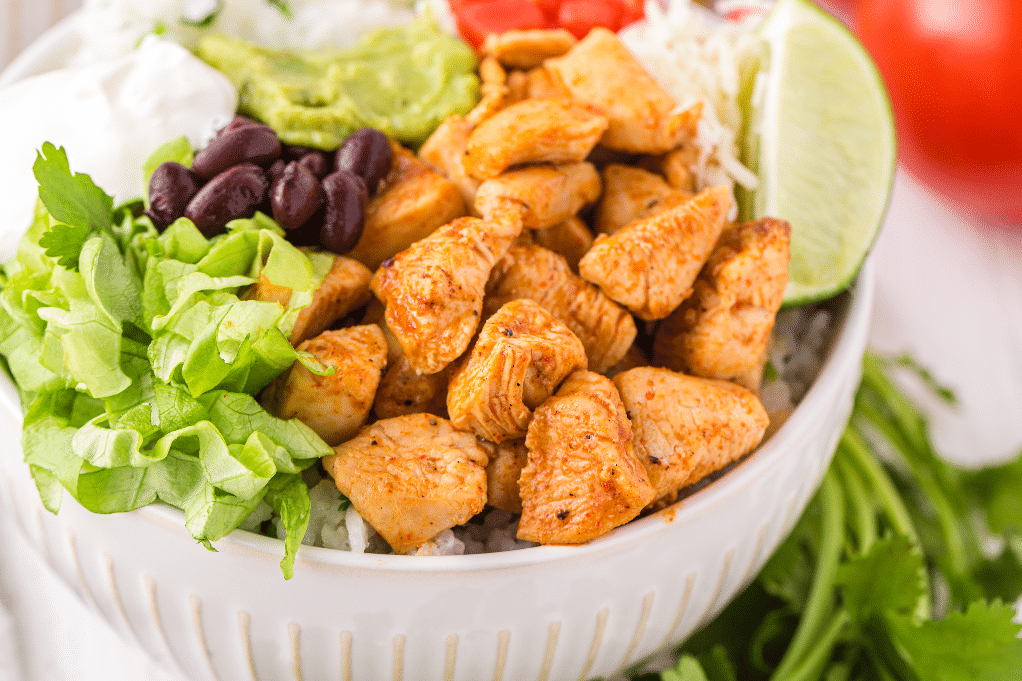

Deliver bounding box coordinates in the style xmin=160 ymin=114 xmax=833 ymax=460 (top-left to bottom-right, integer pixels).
xmin=556 ymin=0 xmax=624 ymax=38
xmin=530 ymin=0 xmax=562 ymax=22
xmin=454 ymin=0 xmax=550 ymax=47
xmin=613 ymin=0 xmax=645 ymax=26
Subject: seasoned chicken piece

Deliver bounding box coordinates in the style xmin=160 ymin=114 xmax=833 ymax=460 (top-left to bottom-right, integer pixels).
xmin=374 ymin=353 xmax=451 ymax=419
xmin=464 ymin=99 xmax=609 ymax=180
xmin=531 ymin=216 xmax=594 ymax=271
xmin=517 ymin=371 xmax=655 ymax=544
xmin=474 ymin=161 xmax=602 ymax=230
xmin=484 ymin=245 xmax=636 ymax=373
xmin=246 ymin=253 xmax=372 ymax=346
xmin=261 ymin=325 xmax=387 ymax=446
xmin=418 ymin=114 xmax=480 ymax=210
xmin=506 ymin=69 xmax=529 ymax=104
xmin=654 ymin=218 xmax=791 ymax=391
xmin=466 ymin=56 xmax=510 ymax=128
xmin=480 ymin=439 xmax=529 ymax=513
xmin=367 ymin=313 xmax=451 ymax=418
xmin=639 ymin=145 xmax=698 ymax=192
xmin=525 ymin=64 xmax=572 ymax=100
xmin=578 ymin=185 xmax=732 ymax=320
xmin=482 ymin=29 xmax=578 ymax=69
xmin=323 ymin=413 xmax=488 ymax=554
xmin=447 ymin=299 xmax=587 ymax=442
xmin=348 ymin=145 xmax=467 ymax=270
xmin=545 ymin=28 xmax=701 ymax=154
xmin=370 ymin=210 xmax=524 ymax=375
xmin=594 ymin=163 xmax=694 ymax=235
xmin=612 ymin=367 xmax=769 ymax=504
xmin=604 ymin=343 xmax=648 ymax=379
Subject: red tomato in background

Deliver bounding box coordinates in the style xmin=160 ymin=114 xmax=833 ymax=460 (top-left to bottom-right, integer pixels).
xmin=856 ymin=0 xmax=1022 ymax=224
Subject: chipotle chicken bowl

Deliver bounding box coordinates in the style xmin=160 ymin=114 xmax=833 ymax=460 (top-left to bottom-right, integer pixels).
xmin=0 ymin=0 xmax=888 ymax=679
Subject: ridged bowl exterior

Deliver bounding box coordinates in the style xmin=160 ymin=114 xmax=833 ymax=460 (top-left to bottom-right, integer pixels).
xmin=0 ymin=15 xmax=875 ymax=681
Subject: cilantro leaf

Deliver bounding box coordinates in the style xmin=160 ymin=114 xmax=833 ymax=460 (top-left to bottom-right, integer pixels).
xmin=33 ymin=142 xmax=113 ymax=235
xmin=37 ymin=222 xmax=92 ymax=270
xmin=32 ymin=143 xmax=114 ymax=270
xmin=885 ymin=600 xmax=1022 ymax=681
xmin=836 ymin=534 xmax=929 ymax=626
xmin=268 ymin=0 xmax=294 ymax=19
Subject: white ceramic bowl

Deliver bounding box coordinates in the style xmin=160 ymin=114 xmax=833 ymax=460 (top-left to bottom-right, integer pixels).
xmin=0 ymin=14 xmax=875 ymax=681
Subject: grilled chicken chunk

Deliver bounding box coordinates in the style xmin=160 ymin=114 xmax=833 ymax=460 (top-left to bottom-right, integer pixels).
xmin=545 ymin=28 xmax=701 ymax=154
xmin=474 ymin=161 xmax=602 ymax=230
xmin=418 ymin=115 xmax=480 ymax=209
xmin=579 ymin=185 xmax=732 ymax=320
xmin=323 ymin=413 xmax=488 ymax=554
xmin=261 ymin=325 xmax=387 ymax=446
xmin=480 ymin=439 xmax=529 ymax=513
xmin=464 ymin=99 xmax=609 ymax=180
xmin=367 ymin=313 xmax=451 ymax=418
xmin=466 ymin=55 xmax=510 ymax=127
xmin=595 ymin=163 xmax=694 ymax=235
xmin=374 ymin=353 xmax=451 ymax=419
xmin=612 ymin=367 xmax=769 ymax=504
xmin=654 ymin=218 xmax=791 ymax=391
xmin=347 ymin=145 xmax=467 ymax=270
xmin=524 ymin=64 xmax=572 ymax=100
xmin=604 ymin=343 xmax=648 ymax=379
xmin=530 ymin=216 xmax=594 ymax=272
xmin=639 ymin=145 xmax=698 ymax=193
xmin=371 ymin=210 xmax=524 ymax=375
xmin=482 ymin=28 xmax=578 ymax=69
xmin=447 ymin=298 xmax=587 ymax=442
xmin=517 ymin=371 xmax=655 ymax=544
xmin=485 ymin=244 xmax=636 ymax=373
xmin=246 ymin=253 xmax=372 ymax=346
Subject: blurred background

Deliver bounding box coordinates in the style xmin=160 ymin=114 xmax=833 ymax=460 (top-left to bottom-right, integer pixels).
xmin=0 ymin=0 xmax=81 ymax=68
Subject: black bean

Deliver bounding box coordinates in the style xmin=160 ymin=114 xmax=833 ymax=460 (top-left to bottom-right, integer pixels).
xmin=216 ymin=115 xmax=259 ymax=137
xmin=335 ymin=127 xmax=392 ymax=194
xmin=282 ymin=145 xmax=317 ymax=162
xmin=185 ymin=163 xmax=269 ymax=237
xmin=146 ymin=161 xmax=202 ymax=230
xmin=271 ymin=161 xmax=326 ymax=231
xmin=298 ymin=150 xmax=330 ymax=178
xmin=192 ymin=124 xmax=281 ymax=180
xmin=267 ymin=158 xmax=287 ymax=184
xmin=319 ymin=170 xmax=368 ymax=254
xmin=287 ymin=206 xmax=325 ymax=247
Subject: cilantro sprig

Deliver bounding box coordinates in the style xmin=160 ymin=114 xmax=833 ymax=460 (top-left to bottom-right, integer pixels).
xmin=33 ymin=142 xmax=114 ymax=270
xmin=629 ymin=352 xmax=1022 ymax=681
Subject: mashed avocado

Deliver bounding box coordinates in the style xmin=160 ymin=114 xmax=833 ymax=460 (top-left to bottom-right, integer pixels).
xmin=196 ymin=20 xmax=480 ymax=149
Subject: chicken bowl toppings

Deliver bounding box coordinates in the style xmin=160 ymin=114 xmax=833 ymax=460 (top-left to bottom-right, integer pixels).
xmin=0 ymin=1 xmax=869 ymax=575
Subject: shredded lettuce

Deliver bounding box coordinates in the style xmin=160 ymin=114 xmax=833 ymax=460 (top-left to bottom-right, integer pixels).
xmin=0 ymin=143 xmax=334 ymax=578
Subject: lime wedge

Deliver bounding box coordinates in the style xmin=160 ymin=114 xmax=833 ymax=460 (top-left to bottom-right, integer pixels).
xmin=744 ymin=0 xmax=895 ymax=306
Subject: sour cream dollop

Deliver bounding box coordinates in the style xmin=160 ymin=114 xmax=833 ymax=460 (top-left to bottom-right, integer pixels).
xmin=0 ymin=36 xmax=237 ymax=258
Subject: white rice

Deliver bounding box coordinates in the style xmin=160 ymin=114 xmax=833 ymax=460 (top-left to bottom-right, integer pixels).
xmin=619 ymin=0 xmax=762 ymax=194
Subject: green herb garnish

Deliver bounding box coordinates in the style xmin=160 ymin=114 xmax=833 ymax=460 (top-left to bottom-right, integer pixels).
xmin=631 ymin=352 xmax=1022 ymax=681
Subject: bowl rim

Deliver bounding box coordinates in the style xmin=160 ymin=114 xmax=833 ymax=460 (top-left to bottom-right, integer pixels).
xmin=0 ymin=9 xmax=876 ymax=574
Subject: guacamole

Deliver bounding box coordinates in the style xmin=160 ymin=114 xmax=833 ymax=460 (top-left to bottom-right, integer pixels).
xmin=196 ymin=20 xmax=480 ymax=149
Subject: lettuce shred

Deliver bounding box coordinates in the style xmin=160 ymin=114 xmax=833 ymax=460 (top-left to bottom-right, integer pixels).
xmin=0 ymin=145 xmax=331 ymax=578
